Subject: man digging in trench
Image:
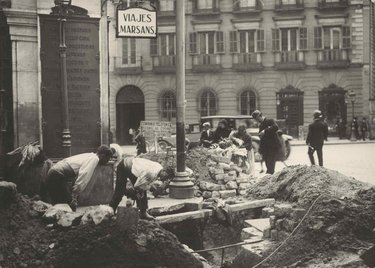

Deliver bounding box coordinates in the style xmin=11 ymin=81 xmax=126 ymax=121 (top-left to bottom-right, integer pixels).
xmin=109 ymin=156 xmax=173 ymax=220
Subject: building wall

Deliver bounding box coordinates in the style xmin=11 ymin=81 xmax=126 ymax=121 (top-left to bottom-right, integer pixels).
xmin=108 ymin=0 xmax=370 ymax=140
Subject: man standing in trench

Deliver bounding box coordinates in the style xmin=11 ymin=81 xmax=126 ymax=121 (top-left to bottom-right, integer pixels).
xmin=46 ymin=145 xmax=113 ymax=211
xmin=109 ymin=156 xmax=173 ymax=220
xmin=251 ymin=110 xmax=281 ymax=175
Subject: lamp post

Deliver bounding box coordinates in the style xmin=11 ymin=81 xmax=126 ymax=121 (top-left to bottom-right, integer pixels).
xmin=54 ymin=0 xmax=72 ymax=157
xmin=348 ymin=90 xmax=357 ymax=141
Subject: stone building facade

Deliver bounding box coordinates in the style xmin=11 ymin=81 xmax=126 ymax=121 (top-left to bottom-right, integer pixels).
xmin=107 ymin=0 xmax=374 ymax=144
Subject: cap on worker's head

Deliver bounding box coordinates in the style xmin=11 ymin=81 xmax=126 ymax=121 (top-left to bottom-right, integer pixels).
xmin=202 ymin=122 xmax=210 ymax=127
xmin=313 ymin=110 xmax=323 ymax=119
xmin=251 ymin=110 xmax=262 ymax=119
xmin=97 ymin=145 xmax=113 ymax=156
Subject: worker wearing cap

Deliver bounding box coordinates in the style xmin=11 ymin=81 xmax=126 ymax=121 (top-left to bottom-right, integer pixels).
xmin=109 ymin=156 xmax=173 ymax=220
xmin=46 ymin=145 xmax=113 ymax=211
xmin=306 ymin=110 xmax=328 ymax=166
xmin=251 ymin=110 xmax=281 ymax=174
xmin=200 ymin=122 xmax=214 ymax=148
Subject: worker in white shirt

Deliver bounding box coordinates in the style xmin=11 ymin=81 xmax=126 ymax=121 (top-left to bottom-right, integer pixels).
xmin=109 ymin=156 xmax=173 ymax=220
xmin=46 ymin=145 xmax=113 ymax=211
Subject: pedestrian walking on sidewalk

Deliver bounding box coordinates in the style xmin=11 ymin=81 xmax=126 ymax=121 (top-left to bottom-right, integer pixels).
xmin=251 ymin=110 xmax=281 ymax=174
xmin=361 ymin=117 xmax=369 ymax=141
xmin=46 ymin=145 xmax=113 ymax=211
xmin=109 ymin=156 xmax=173 ymax=220
xmin=306 ymin=110 xmax=328 ymax=167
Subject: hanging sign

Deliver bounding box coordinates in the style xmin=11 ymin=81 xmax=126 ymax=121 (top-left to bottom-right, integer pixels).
xmin=116 ymin=7 xmax=157 ymax=38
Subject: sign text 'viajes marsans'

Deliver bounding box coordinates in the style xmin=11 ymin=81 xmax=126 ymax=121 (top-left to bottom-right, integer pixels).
xmin=117 ymin=7 xmax=157 ymax=38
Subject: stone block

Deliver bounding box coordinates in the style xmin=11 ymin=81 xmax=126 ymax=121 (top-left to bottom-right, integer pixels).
xmin=212 ymin=191 xmax=220 ymax=199
xmin=215 ymin=174 xmax=226 ymax=181
xmin=263 ymin=227 xmax=271 ymax=239
xmin=199 ymin=181 xmax=221 ymax=191
xmin=43 ymin=204 xmax=72 ymax=223
xmin=0 ymin=181 xmax=17 ymax=208
xmin=230 ymin=164 xmax=243 ymax=173
xmin=225 ymin=181 xmax=238 ymax=190
xmin=245 ymin=218 xmax=271 ymax=232
xmin=57 ymin=212 xmax=83 ymax=228
xmin=236 ymin=173 xmax=250 ymax=183
xmin=219 ymin=190 xmax=237 ymax=199
xmin=274 ymin=203 xmax=293 ymax=218
xmin=218 ymin=162 xmax=231 ymax=171
xmin=81 ymin=205 xmax=114 ymax=225
xmin=208 ymin=167 xmax=225 ymax=176
xmin=238 ymin=190 xmax=247 ymax=195
xmin=262 ymin=207 xmax=275 ymax=218
xmin=221 ymin=185 xmax=226 ymax=190
xmin=241 ymin=227 xmax=263 ymax=241
xmin=32 ymin=200 xmax=52 ymax=215
xmin=270 ymin=229 xmax=278 ymax=241
xmin=211 ymin=155 xmax=231 ymax=164
xmin=224 ymin=174 xmax=236 ymax=183
xmin=206 ymin=159 xmax=217 ymax=167
xmin=202 ymin=191 xmax=212 ymax=199
xmin=290 ymin=208 xmax=306 ymax=221
xmin=202 ymin=201 xmax=214 ymax=209
xmin=238 ymin=183 xmax=251 ymax=190
xmin=269 ymin=215 xmax=276 ymax=229
xmin=227 ymin=170 xmax=237 ymax=177
xmin=148 ymin=203 xmax=185 ymax=217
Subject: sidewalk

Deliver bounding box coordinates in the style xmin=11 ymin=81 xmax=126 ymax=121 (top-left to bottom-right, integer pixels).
xmin=290 ymin=137 xmax=375 ymax=146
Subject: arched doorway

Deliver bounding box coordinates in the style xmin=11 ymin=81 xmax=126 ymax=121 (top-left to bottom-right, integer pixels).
xmin=116 ymin=85 xmax=145 ymax=145
xmin=319 ymin=84 xmax=347 ymax=136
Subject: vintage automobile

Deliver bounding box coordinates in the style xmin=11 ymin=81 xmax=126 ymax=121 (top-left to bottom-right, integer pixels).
xmin=157 ymin=115 xmax=293 ymax=161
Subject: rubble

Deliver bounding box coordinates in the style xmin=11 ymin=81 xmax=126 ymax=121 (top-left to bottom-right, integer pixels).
xmin=0 ymin=181 xmax=17 ymax=208
xmin=80 ymin=205 xmax=114 ymax=225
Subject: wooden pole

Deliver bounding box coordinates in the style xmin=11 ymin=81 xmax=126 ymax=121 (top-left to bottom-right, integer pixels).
xmin=169 ymin=0 xmax=194 ymax=199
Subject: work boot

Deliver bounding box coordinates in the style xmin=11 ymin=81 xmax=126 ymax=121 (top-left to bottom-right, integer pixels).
xmin=140 ymin=211 xmax=155 ymax=221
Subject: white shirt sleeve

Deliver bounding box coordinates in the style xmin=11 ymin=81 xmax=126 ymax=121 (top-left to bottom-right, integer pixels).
xmin=72 ymin=155 xmax=99 ymax=196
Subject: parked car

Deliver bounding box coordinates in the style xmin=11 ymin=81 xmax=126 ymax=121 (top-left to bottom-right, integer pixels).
xmin=157 ymin=115 xmax=293 ymax=161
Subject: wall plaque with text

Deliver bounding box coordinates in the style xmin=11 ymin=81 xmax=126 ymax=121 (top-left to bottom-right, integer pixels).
xmin=40 ymin=16 xmax=101 ymax=158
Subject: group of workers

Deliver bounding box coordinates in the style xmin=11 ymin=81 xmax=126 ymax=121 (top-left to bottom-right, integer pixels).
xmin=46 ymin=144 xmax=172 ymax=220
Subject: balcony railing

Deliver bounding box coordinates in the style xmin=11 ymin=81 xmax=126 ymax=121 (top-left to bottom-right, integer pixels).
xmin=113 ymin=56 xmax=142 ymax=74
xmin=232 ymin=53 xmax=263 ymax=71
xmin=317 ymin=0 xmax=348 ymax=9
xmin=233 ymin=0 xmax=262 ymax=13
xmin=275 ymin=51 xmax=305 ymax=70
xmin=152 ymin=55 xmax=176 ymax=73
xmin=275 ymin=0 xmax=304 ymax=11
xmin=317 ymin=49 xmax=350 ymax=69
xmin=192 ymin=54 xmax=221 ymax=72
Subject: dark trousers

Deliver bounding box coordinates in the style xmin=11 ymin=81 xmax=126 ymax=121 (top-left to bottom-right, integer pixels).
xmin=361 ymin=131 xmax=367 ymax=141
xmin=263 ymin=153 xmax=276 ymax=175
xmin=308 ymin=145 xmax=323 ymax=166
xmin=110 ymin=160 xmax=148 ymax=213
xmin=46 ymin=169 xmax=73 ymax=205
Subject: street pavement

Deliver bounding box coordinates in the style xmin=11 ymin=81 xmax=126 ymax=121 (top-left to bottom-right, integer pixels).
xmin=121 ymin=141 xmax=375 ymax=186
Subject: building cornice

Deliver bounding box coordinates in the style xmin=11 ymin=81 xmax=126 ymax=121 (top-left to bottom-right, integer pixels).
xmin=2 ymin=8 xmax=37 ymax=41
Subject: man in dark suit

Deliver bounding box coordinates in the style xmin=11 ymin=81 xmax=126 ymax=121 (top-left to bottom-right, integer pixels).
xmin=306 ymin=110 xmax=328 ymax=166
xmin=251 ymin=110 xmax=281 ymax=174
xmin=200 ymin=122 xmax=214 ymax=148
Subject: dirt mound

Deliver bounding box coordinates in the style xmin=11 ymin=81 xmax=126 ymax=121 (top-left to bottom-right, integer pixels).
xmin=247 ymin=165 xmax=370 ymax=207
xmin=0 ymin=194 xmax=204 ymax=268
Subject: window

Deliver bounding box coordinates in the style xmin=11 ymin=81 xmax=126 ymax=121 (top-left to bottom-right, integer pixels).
xmin=189 ymin=31 xmax=224 ymax=54
xmin=272 ymin=28 xmax=307 ymax=51
xmin=314 ymin=26 xmax=351 ymax=49
xmin=282 ymin=0 xmax=296 ymax=4
xmin=229 ymin=29 xmax=265 ymax=53
xmin=239 ymin=0 xmax=256 ymax=7
xmin=240 ymin=90 xmax=257 ymax=115
xmin=160 ymin=0 xmax=175 ymax=11
xmin=159 ymin=91 xmax=176 ymax=121
xmin=122 ymin=38 xmax=136 ymax=65
xmin=198 ymin=0 xmax=213 ymax=9
xmin=150 ymin=33 xmax=176 ymax=56
xmin=122 ymin=0 xmax=137 ymax=8
xmin=199 ymin=90 xmax=217 ymax=116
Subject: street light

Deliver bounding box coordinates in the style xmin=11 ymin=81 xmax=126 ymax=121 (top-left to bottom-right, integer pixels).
xmin=348 ymin=90 xmax=357 ymax=141
xmin=54 ymin=0 xmax=72 ymax=157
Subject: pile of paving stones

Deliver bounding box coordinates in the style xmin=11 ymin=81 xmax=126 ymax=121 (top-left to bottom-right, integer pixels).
xmin=194 ymin=148 xmax=256 ymax=200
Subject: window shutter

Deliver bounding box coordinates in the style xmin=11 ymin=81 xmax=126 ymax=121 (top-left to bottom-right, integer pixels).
xmin=229 ymin=31 xmax=238 ymax=53
xmin=216 ymin=31 xmax=224 ymax=53
xmin=299 ymin=27 xmax=307 ymax=50
xmin=150 ymin=38 xmax=158 ymax=56
xmin=314 ymin=27 xmax=322 ymax=49
xmin=272 ymin=29 xmax=280 ymax=51
xmin=257 ymin=29 xmax=265 ymax=52
xmin=189 ymin=32 xmax=197 ymax=54
xmin=342 ymin=26 xmax=351 ymax=49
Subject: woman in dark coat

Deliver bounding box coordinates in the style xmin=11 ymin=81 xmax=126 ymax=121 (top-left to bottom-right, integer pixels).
xmin=213 ymin=119 xmax=231 ymax=143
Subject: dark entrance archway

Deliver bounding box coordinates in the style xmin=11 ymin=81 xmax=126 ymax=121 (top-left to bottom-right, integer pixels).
xmin=276 ymin=85 xmax=304 ymax=137
xmin=116 ymin=85 xmax=145 ymax=145
xmin=319 ymin=84 xmax=347 ymax=136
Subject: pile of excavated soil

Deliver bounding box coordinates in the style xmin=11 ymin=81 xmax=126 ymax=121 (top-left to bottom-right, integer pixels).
xmin=247 ymin=165 xmax=369 ymax=207
xmin=240 ymin=165 xmax=375 ymax=267
xmin=0 ymin=194 xmax=204 ymax=268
